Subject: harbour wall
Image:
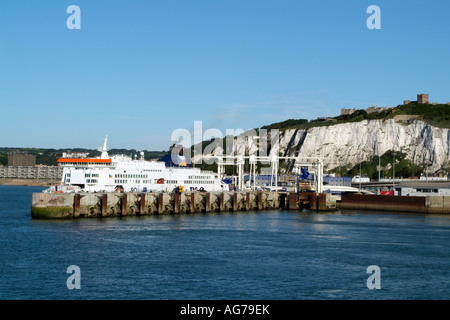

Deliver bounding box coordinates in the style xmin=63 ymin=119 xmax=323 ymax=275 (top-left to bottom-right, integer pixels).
xmin=337 ymin=194 xmax=450 ymax=214
xmin=31 ymin=191 xmax=450 ymax=219
xmin=32 ymin=191 xmax=320 ymax=219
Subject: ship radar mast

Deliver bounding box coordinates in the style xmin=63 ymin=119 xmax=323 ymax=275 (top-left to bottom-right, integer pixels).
xmin=98 ymin=134 xmax=109 ymax=159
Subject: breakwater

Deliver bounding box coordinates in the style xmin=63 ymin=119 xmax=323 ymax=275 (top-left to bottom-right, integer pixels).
xmin=31 ymin=191 xmax=450 ymax=219
xmin=31 ymin=191 xmax=333 ymax=219
xmin=337 ymin=194 xmax=450 ymax=214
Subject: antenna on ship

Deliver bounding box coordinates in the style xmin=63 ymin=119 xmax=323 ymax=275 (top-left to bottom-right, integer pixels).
xmin=98 ymin=134 xmax=109 ymax=159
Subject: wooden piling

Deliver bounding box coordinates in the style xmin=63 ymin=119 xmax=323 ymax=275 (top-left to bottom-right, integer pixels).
xmin=139 ymin=193 xmax=145 ymax=216
xmin=174 ymin=193 xmax=180 ymax=214
xmin=219 ymin=193 xmax=224 ymax=212
xmin=318 ymin=193 xmax=327 ymax=211
xmin=158 ymin=193 xmax=164 ymax=214
xmin=121 ymin=194 xmax=127 ymax=216
xmin=73 ymin=194 xmax=81 ymax=218
xmin=101 ymin=194 xmax=108 ymax=217
xmin=298 ymin=192 xmax=311 ymax=210
xmin=257 ymin=192 xmax=262 ymax=210
xmin=233 ymin=193 xmax=238 ymax=211
xmin=205 ymin=193 xmax=211 ymax=213
xmin=190 ymin=193 xmax=195 ymax=213
xmin=288 ymin=192 xmax=298 ymax=210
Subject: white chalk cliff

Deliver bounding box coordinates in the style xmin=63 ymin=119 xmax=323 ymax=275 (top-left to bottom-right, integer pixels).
xmin=198 ymin=119 xmax=450 ymax=173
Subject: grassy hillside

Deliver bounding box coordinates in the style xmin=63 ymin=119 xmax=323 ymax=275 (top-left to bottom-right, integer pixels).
xmin=394 ymin=103 xmax=450 ymax=128
xmin=329 ymin=150 xmax=424 ymax=180
xmin=261 ymin=102 xmax=450 ymax=131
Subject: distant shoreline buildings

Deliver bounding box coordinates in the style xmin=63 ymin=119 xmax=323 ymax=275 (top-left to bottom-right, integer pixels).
xmin=0 ymin=165 xmax=63 ymax=180
xmin=7 ymin=152 xmax=36 ymax=167
xmin=0 ymin=152 xmax=62 ymax=180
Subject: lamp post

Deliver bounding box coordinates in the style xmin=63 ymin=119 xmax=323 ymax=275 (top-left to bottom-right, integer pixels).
xmin=392 ymin=151 xmax=396 ymax=190
xmin=359 ymin=159 xmax=362 ymax=191
xmin=377 ymin=142 xmax=381 ymax=181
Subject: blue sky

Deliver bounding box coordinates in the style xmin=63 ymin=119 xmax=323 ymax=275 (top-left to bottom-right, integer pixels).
xmin=1 ymin=0 xmax=449 ymax=150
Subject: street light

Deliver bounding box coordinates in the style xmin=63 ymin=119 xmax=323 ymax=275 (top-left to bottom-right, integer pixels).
xmin=359 ymin=159 xmax=362 ymax=190
xmin=377 ymin=142 xmax=381 ymax=181
xmin=392 ymin=151 xmax=396 ymax=189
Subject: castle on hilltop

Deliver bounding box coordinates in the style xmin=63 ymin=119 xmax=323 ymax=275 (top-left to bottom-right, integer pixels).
xmin=341 ymin=105 xmax=390 ymax=116
xmin=340 ymin=93 xmax=448 ymax=116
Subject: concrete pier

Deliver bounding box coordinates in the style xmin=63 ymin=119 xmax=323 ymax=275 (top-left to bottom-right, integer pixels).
xmin=31 ymin=191 xmax=288 ymax=219
xmin=337 ymin=194 xmax=450 ymax=214
xmin=35 ymin=190 xmax=450 ymax=219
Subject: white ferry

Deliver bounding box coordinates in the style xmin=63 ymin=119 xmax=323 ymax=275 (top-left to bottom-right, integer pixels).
xmin=52 ymin=135 xmax=226 ymax=193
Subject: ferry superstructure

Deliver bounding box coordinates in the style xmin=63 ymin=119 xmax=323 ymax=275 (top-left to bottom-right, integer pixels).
xmin=56 ymin=136 xmax=226 ymax=193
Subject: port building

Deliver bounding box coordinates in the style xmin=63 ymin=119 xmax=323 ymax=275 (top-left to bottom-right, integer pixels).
xmin=8 ymin=152 xmax=36 ymax=167
xmin=395 ymin=181 xmax=450 ymax=196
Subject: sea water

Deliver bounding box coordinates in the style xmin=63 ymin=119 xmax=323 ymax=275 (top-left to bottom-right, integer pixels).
xmin=0 ymin=185 xmax=449 ymax=300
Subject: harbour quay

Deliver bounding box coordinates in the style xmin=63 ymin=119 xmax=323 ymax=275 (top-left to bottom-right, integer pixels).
xmin=31 ymin=190 xmax=450 ymax=219
xmin=32 ymin=191 xmax=332 ymax=219
xmin=337 ymin=193 xmax=450 ymax=214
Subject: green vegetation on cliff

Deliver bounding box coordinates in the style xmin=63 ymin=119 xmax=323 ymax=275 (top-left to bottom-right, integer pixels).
xmin=262 ymin=102 xmax=450 ymax=131
xmin=261 ymin=119 xmax=309 ymax=130
xmin=329 ymin=150 xmax=424 ymax=180
xmin=394 ymin=103 xmax=450 ymax=128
